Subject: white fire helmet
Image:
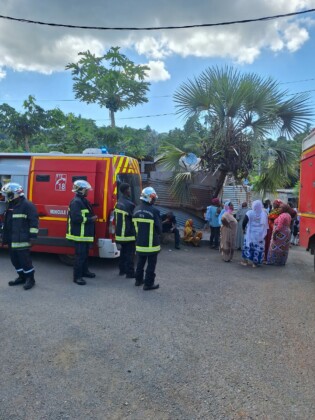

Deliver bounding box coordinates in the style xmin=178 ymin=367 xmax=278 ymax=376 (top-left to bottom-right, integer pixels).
xmin=72 ymin=180 xmax=92 ymax=196
xmin=1 ymin=182 xmax=24 ymax=201
xmin=140 ymin=187 xmax=158 ymax=204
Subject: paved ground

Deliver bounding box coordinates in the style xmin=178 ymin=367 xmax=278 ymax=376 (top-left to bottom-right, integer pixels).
xmin=0 ymin=244 xmax=314 ymax=420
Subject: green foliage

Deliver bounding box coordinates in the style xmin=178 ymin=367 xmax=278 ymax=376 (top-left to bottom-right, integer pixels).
xmin=251 ymin=126 xmax=310 ymax=195
xmin=55 ymin=114 xmax=99 ymax=153
xmin=171 ymin=65 xmax=313 ymax=195
xmin=0 ymin=96 xmax=65 ymax=152
xmin=66 ymin=47 xmax=151 ymax=127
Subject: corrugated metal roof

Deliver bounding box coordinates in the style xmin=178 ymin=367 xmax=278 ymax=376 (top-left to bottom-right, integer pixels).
xmin=155 ymin=205 xmax=206 ymax=229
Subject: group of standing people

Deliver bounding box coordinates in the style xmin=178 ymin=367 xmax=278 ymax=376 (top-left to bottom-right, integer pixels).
xmin=205 ymin=197 xmax=297 ymax=267
xmin=0 ymin=177 xmax=298 ymax=293
xmin=0 ymin=180 xmax=163 ymax=292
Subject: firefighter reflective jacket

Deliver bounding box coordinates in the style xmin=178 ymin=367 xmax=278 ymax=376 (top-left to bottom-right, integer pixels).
xmin=2 ymin=196 xmax=39 ymax=249
xmin=66 ymin=195 xmax=95 ymax=242
xmin=114 ymin=196 xmax=136 ymax=242
xmin=132 ymin=202 xmax=162 ymax=255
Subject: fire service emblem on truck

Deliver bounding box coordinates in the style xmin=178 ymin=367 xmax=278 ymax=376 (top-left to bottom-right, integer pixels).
xmin=55 ymin=174 xmax=67 ymax=191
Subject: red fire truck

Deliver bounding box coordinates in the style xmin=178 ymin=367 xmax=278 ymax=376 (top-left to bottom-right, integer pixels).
xmin=299 ymin=130 xmax=315 ymax=268
xmin=0 ymin=152 xmax=141 ymax=263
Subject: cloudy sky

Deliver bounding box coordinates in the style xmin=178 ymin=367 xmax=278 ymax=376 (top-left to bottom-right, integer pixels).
xmin=1 ymin=0 xmax=315 ymax=132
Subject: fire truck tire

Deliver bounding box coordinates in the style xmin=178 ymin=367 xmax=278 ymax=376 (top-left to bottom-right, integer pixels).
xmin=58 ymin=254 xmax=75 ymax=266
xmin=313 ymin=253 xmax=315 ymax=272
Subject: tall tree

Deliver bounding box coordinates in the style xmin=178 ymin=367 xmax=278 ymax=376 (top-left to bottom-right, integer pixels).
xmin=167 ymin=66 xmax=312 ymax=197
xmin=66 ymin=47 xmax=150 ymax=128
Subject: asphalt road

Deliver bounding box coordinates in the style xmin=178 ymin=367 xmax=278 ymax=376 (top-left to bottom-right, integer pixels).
xmin=0 ymin=243 xmax=314 ymax=420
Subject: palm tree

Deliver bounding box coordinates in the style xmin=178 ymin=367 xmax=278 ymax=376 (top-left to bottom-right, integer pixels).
xmin=164 ymin=66 xmax=312 ymax=199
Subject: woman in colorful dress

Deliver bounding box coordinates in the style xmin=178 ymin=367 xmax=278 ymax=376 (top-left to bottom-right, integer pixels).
xmin=183 ymin=219 xmax=203 ymax=247
xmin=267 ymin=203 xmax=292 ymax=266
xmin=241 ymin=200 xmax=268 ymax=268
xmin=264 ymin=199 xmax=283 ymax=261
xmin=220 ymin=201 xmax=238 ymax=262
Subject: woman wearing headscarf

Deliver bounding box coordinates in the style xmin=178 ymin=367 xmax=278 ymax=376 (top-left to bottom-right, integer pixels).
xmin=235 ymin=202 xmax=248 ymax=250
xmin=220 ymin=201 xmax=238 ymax=262
xmin=267 ymin=203 xmax=292 ymax=265
xmin=264 ymin=199 xmax=283 ymax=261
xmin=241 ymin=200 xmax=268 ymax=267
xmin=183 ymin=219 xmax=203 ymax=246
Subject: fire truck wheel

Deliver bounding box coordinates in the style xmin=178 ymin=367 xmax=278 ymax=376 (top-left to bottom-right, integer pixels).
xmin=58 ymin=254 xmax=75 ymax=266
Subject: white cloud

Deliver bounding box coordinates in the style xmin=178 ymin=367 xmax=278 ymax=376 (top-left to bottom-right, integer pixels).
xmin=135 ymin=37 xmax=170 ymax=59
xmin=0 ymin=0 xmax=313 ymax=77
xmin=284 ymin=24 xmax=310 ymax=51
xmin=145 ymin=60 xmax=171 ymax=82
xmin=0 ymin=67 xmax=6 ymax=80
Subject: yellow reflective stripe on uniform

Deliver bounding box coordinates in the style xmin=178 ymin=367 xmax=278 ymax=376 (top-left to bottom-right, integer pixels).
xmin=116 ymin=235 xmax=136 ymax=241
xmin=115 ymin=209 xmax=128 ymax=216
xmin=133 ymin=218 xmax=154 ymax=247
xmin=136 ymin=245 xmax=161 ymax=252
xmin=133 ymin=218 xmax=159 ymax=252
xmin=66 ymin=234 xmax=94 ymax=242
xmin=115 ymin=208 xmax=127 ymax=238
xmin=11 ymin=242 xmax=30 ymax=248
xmin=80 ymin=209 xmax=89 ymax=237
xmin=115 ymin=208 xmax=132 ymax=240
xmin=133 ymin=219 xmax=139 ymax=235
xmin=12 ymin=214 xmax=27 ymax=218
xmin=29 ymin=228 xmax=39 ymax=233
xmin=67 ymin=207 xmax=71 ymax=234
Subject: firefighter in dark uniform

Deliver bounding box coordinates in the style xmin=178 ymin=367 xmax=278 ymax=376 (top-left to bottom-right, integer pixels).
xmin=1 ymin=182 xmax=39 ymax=290
xmin=132 ymin=187 xmax=162 ymax=290
xmin=114 ymin=183 xmax=136 ymax=278
xmin=66 ymin=180 xmax=97 ymax=286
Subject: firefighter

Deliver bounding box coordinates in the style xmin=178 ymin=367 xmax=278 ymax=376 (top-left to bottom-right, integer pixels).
xmin=114 ymin=183 xmax=136 ymax=278
xmin=66 ymin=180 xmax=97 ymax=285
xmin=1 ymin=182 xmax=39 ymax=290
xmin=132 ymin=187 xmax=162 ymax=290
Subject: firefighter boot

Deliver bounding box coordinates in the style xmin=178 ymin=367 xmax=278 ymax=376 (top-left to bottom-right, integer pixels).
xmin=23 ymin=272 xmax=35 ymax=290
xmin=143 ymin=273 xmax=159 ymax=291
xmin=82 ymin=270 xmax=96 ymax=278
xmin=135 ymin=267 xmax=144 ymax=286
xmin=135 ymin=275 xmax=144 ymax=286
xmin=73 ymin=277 xmax=86 ymax=285
xmin=8 ymin=272 xmax=26 ymax=286
xmin=143 ymin=283 xmax=159 ymax=291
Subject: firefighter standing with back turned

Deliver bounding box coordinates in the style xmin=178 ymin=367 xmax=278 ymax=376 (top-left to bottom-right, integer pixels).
xmin=66 ymin=180 xmax=97 ymax=286
xmin=132 ymin=187 xmax=162 ymax=290
xmin=114 ymin=183 xmax=136 ymax=278
xmin=1 ymin=182 xmax=39 ymax=290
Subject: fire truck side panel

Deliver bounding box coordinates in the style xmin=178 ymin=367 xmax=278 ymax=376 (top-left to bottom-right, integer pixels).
xmin=0 ymin=153 xmax=140 ymax=260
xmin=29 ymin=156 xmax=97 ymax=255
xmin=299 ymin=137 xmax=315 ymax=253
xmin=28 ymin=156 xmax=120 ymax=258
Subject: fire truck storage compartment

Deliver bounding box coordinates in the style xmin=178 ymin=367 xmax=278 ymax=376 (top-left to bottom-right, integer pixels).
xmin=30 ymin=158 xmax=98 ymax=216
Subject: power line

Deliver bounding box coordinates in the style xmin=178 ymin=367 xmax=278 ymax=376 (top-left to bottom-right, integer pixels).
xmin=95 ymin=112 xmax=176 ymax=122
xmin=280 ymin=78 xmax=315 ymax=85
xmin=0 ymin=9 xmax=314 ymax=31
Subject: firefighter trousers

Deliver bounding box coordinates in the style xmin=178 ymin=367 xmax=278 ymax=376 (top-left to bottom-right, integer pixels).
xmin=135 ymin=253 xmax=158 ymax=287
xmin=9 ymin=247 xmax=34 ymax=277
xmin=118 ymin=241 xmax=135 ymax=275
xmin=73 ymin=242 xmax=90 ymax=280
